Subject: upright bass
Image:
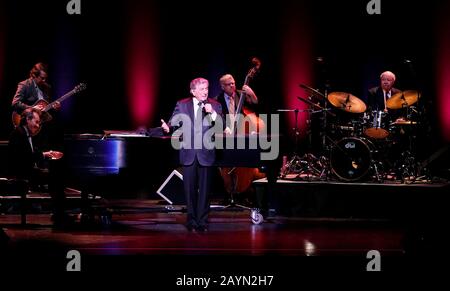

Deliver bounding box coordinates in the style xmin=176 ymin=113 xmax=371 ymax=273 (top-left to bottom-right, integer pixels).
xmin=220 ymin=58 xmax=266 ymax=200
xmin=232 ymin=57 xmax=265 ymax=134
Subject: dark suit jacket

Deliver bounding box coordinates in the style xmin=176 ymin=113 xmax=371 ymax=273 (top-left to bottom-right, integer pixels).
xmin=367 ymin=86 xmax=401 ymax=111
xmin=214 ymin=91 xmax=260 ymax=128
xmin=214 ymin=91 xmax=238 ymax=128
xmin=168 ymin=97 xmax=222 ymax=167
xmin=214 ymin=91 xmax=238 ymax=116
xmin=12 ymin=78 xmax=50 ymax=113
xmin=7 ymin=126 xmax=45 ymax=180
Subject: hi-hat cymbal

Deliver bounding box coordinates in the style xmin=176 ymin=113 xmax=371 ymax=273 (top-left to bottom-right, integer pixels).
xmin=390 ymin=119 xmax=418 ymax=126
xmin=386 ymin=90 xmax=419 ymax=109
xmin=327 ymin=92 xmax=367 ymax=113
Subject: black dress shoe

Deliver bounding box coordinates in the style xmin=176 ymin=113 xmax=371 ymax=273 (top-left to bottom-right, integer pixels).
xmin=186 ymin=225 xmax=197 ymax=232
xmin=196 ymin=225 xmax=208 ymax=233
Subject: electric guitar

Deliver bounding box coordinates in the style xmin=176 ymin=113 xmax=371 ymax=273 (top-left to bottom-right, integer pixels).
xmin=12 ymin=83 xmax=86 ymax=127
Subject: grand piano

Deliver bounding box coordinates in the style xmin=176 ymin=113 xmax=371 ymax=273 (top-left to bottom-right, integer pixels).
xmin=63 ymin=130 xmax=281 ymax=199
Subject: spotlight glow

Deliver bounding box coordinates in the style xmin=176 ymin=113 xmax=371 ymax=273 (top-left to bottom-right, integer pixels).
xmin=281 ymin=4 xmax=313 ymax=139
xmin=126 ymin=2 xmax=159 ymax=128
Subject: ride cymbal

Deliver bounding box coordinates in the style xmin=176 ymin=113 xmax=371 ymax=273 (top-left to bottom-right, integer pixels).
xmin=386 ymin=90 xmax=419 ymax=109
xmin=327 ymin=92 xmax=367 ymax=113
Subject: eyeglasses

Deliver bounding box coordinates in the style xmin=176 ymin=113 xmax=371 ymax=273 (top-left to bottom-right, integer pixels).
xmin=37 ymin=74 xmax=47 ymax=81
xmin=223 ymin=82 xmax=235 ymax=86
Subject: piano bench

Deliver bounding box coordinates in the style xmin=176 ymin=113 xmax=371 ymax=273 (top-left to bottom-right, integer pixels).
xmin=0 ymin=178 xmax=30 ymax=225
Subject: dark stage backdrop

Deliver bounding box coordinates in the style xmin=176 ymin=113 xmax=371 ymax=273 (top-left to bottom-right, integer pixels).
xmin=0 ymin=0 xmax=447 ymax=158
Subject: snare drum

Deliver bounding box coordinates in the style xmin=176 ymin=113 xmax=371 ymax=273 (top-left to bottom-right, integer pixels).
xmin=364 ymin=110 xmax=390 ymax=139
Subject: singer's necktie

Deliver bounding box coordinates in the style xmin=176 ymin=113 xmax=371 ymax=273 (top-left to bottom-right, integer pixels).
xmin=194 ymin=101 xmax=203 ymax=148
xmin=195 ymin=101 xmax=203 ymax=121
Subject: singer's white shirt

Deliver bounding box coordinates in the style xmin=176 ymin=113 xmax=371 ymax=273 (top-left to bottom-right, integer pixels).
xmin=192 ymin=98 xmax=217 ymax=121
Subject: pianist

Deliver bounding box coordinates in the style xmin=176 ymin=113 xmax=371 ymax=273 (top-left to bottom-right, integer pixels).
xmin=8 ymin=108 xmax=72 ymax=226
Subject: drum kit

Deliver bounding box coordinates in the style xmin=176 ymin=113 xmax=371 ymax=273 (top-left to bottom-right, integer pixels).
xmin=280 ymin=85 xmax=423 ymax=183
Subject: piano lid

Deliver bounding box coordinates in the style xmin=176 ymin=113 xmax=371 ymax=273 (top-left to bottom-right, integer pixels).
xmin=103 ymin=130 xmax=148 ymax=138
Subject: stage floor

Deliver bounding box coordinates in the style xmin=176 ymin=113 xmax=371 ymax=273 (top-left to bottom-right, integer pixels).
xmin=0 ymin=193 xmax=443 ymax=274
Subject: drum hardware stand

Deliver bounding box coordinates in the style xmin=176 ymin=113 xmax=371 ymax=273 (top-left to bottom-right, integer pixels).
xmin=395 ymin=99 xmax=421 ymax=183
xmin=277 ymin=108 xmax=328 ymax=180
xmin=317 ymin=90 xmax=338 ymax=180
xmin=370 ymin=159 xmax=384 ymax=182
xmin=295 ymin=153 xmax=326 ymax=181
xmin=277 ymin=108 xmax=304 ymax=178
xmin=395 ymin=150 xmax=419 ymax=184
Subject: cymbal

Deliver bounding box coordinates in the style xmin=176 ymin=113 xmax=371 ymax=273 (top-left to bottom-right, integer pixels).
xmin=390 ymin=119 xmax=418 ymax=126
xmin=297 ymin=96 xmax=336 ymax=117
xmin=327 ymin=92 xmax=367 ymax=113
xmin=297 ymin=96 xmax=322 ymax=109
xmin=299 ymin=84 xmax=326 ymax=100
xmin=386 ymin=90 xmax=419 ymax=109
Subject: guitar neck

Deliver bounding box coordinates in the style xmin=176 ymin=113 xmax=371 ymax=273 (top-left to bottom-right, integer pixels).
xmin=44 ymin=90 xmax=75 ymax=111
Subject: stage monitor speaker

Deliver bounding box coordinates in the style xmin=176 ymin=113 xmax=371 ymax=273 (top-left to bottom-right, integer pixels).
xmin=156 ymin=169 xmax=185 ymax=205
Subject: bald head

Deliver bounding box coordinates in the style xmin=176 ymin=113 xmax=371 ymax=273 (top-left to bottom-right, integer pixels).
xmin=220 ymin=74 xmax=236 ymax=96
xmin=380 ymin=71 xmax=396 ymax=92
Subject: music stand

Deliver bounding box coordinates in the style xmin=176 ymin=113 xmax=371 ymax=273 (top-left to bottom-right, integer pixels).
xmin=217 ymin=167 xmax=252 ymax=211
xmin=214 ymin=134 xmax=263 ymax=211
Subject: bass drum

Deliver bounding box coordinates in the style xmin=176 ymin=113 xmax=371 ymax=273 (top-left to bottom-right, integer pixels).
xmin=330 ymin=137 xmax=376 ymax=181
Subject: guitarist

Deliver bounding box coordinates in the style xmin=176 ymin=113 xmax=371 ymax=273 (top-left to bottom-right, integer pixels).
xmin=11 ymin=62 xmax=62 ymax=149
xmin=12 ymin=62 xmax=61 ymax=116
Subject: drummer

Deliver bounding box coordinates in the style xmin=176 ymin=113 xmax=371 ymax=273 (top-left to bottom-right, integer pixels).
xmin=367 ymin=71 xmax=404 ymax=121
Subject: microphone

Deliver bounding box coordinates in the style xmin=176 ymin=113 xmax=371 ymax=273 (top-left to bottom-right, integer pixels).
xmin=199 ymin=100 xmax=211 ymax=114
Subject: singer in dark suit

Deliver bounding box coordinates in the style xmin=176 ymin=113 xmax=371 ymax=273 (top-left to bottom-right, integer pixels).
xmin=162 ymin=78 xmax=223 ymax=232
